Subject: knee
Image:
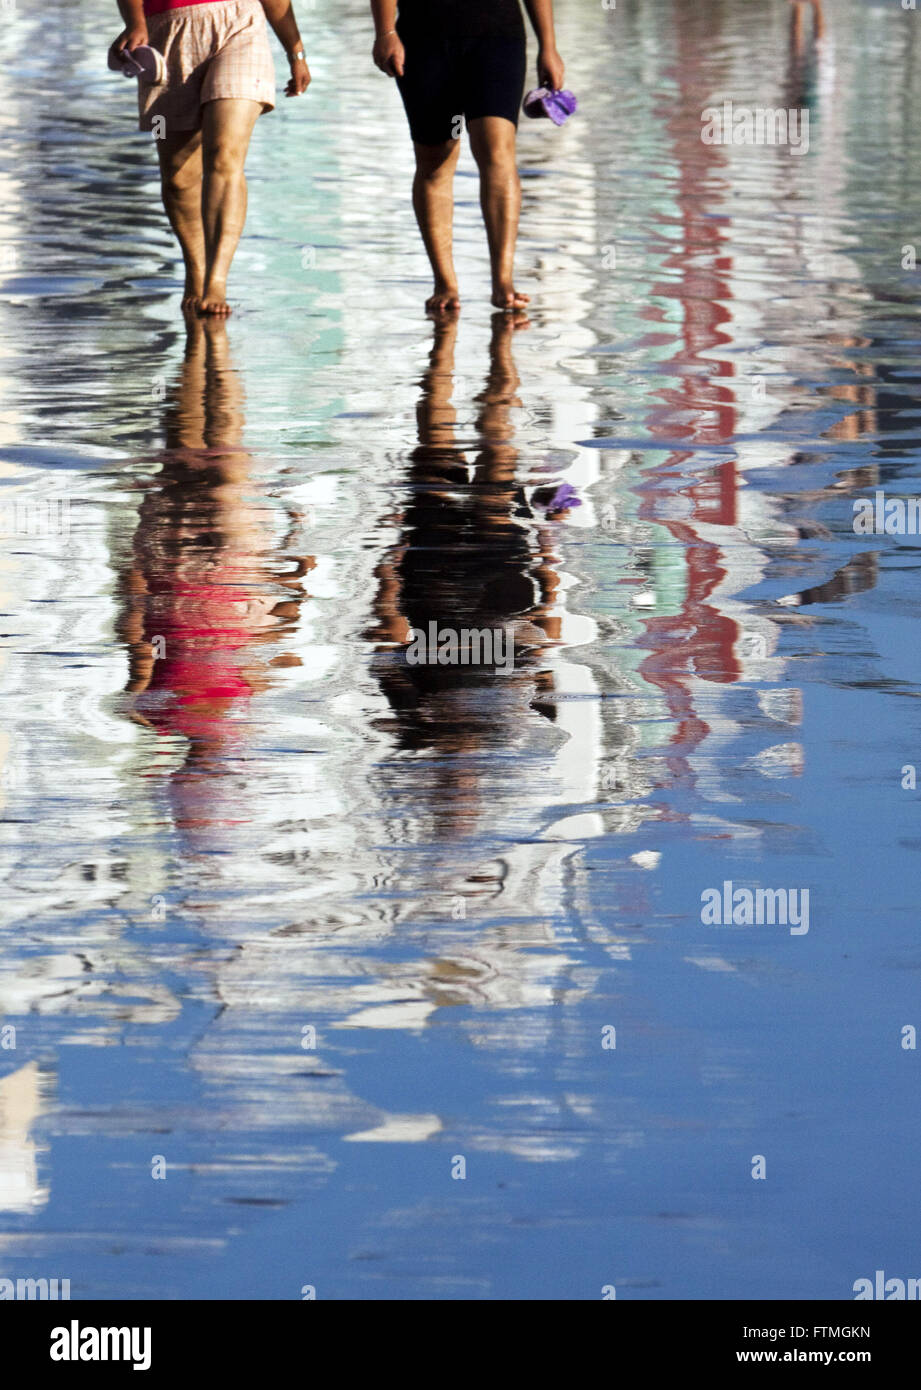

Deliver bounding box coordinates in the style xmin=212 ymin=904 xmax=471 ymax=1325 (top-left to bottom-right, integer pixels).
xmin=162 ymin=162 xmax=201 ymax=197
xmin=207 ymin=142 xmax=247 ymax=180
xmin=471 ymin=142 xmax=517 ymax=177
xmin=414 ymin=142 xmax=458 ymax=184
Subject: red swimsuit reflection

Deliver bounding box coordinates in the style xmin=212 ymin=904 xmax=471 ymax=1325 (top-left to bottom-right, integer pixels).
xmin=118 ymin=318 xmax=312 ymax=834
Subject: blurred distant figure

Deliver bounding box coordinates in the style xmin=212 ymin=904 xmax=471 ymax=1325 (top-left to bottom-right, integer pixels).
xmin=789 ymin=0 xmax=825 ymax=47
xmin=786 ymin=0 xmax=826 ymax=108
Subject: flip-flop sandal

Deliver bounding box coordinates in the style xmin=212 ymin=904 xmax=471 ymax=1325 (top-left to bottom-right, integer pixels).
xmin=533 ymin=483 xmax=583 ymax=516
xmin=523 ymin=87 xmax=578 ymax=126
xmin=108 ymin=44 xmax=167 ymax=84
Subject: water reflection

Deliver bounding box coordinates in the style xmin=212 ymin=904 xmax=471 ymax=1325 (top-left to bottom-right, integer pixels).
xmin=0 ymin=1063 xmax=47 ymax=1214
xmin=118 ymin=317 xmax=312 ymax=847
xmin=1 ymin=0 xmax=920 ymax=1300
xmin=353 ymin=312 xmax=606 ymax=1043
xmin=369 ymin=314 xmax=564 ymax=764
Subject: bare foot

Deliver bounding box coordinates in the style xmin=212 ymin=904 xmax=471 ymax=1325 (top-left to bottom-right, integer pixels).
xmin=181 ymin=278 xmax=203 ymax=312
xmin=491 ymin=285 xmax=530 ymax=312
xmin=426 ymin=283 xmax=461 ymax=315
xmin=197 ymin=281 xmax=231 ymax=317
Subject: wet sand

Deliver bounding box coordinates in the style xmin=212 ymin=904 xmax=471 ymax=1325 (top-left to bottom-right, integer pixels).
xmin=0 ymin=0 xmax=919 ymax=1298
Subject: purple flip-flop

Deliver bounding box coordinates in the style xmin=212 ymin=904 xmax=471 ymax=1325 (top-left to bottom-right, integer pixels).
xmin=533 ymin=483 xmax=583 ymax=517
xmin=108 ymin=44 xmax=166 ymax=84
xmin=523 ymin=87 xmax=578 ymax=126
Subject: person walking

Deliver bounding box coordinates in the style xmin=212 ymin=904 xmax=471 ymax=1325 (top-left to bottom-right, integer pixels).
xmin=371 ymin=0 xmax=565 ymax=313
xmin=111 ymin=0 xmax=311 ymax=314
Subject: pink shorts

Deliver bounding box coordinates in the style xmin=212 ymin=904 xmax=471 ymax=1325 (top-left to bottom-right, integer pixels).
xmin=139 ymin=0 xmax=275 ymax=133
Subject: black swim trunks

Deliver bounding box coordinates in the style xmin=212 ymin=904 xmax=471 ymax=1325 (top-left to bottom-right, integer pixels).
xmin=397 ymin=1 xmax=525 ymax=39
xmin=395 ymin=0 xmax=527 ymax=145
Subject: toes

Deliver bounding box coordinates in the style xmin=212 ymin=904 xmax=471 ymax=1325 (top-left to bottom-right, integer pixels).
xmin=197 ymin=300 xmax=231 ymax=317
xmin=492 ymin=290 xmax=529 ymax=311
xmin=426 ymin=290 xmax=461 ymax=314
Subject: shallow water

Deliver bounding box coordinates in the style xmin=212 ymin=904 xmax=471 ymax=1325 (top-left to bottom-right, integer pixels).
xmin=0 ymin=0 xmax=920 ymax=1300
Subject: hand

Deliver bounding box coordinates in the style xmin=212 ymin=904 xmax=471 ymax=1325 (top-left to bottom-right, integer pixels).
xmin=373 ymin=32 xmax=405 ymax=79
xmin=537 ymin=45 xmax=565 ymax=92
xmin=109 ymin=23 xmax=148 ymax=61
xmin=285 ymin=55 xmax=311 ymax=96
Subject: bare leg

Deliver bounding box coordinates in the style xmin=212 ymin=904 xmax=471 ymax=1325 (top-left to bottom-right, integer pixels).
xmin=199 ymin=97 xmax=262 ymax=316
xmin=412 ymin=139 xmax=461 ymax=314
xmin=468 ymin=116 xmax=529 ymax=312
xmin=156 ymin=130 xmax=205 ymax=310
xmin=788 ymin=0 xmax=825 ymax=41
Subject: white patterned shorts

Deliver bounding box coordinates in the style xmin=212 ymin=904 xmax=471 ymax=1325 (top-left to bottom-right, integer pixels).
xmin=139 ymin=0 xmax=275 ymax=133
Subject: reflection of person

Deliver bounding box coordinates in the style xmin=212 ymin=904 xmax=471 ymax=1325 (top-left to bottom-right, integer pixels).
xmin=367 ymin=313 xmax=570 ymax=828
xmin=110 ymin=0 xmax=311 ymax=314
xmin=118 ymin=317 xmax=312 ymax=836
xmin=370 ymin=1 xmax=565 ymax=313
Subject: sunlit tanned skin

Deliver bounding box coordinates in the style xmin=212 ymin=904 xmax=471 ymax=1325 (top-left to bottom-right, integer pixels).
xmin=371 ymin=0 xmax=564 ymax=314
xmin=111 ymin=0 xmax=311 ymax=315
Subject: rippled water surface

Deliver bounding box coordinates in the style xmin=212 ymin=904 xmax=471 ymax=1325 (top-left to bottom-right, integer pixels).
xmin=1 ymin=0 xmax=920 ymax=1299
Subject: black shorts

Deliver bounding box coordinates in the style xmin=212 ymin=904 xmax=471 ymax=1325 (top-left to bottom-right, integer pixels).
xmin=395 ymin=33 xmax=527 ymax=146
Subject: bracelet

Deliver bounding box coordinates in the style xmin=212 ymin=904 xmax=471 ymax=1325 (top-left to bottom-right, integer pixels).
xmin=289 ymin=48 xmax=305 ymax=62
xmin=379 ymin=29 xmax=396 ymax=38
